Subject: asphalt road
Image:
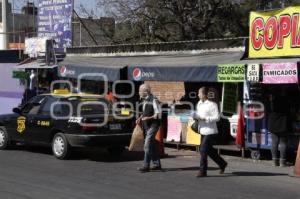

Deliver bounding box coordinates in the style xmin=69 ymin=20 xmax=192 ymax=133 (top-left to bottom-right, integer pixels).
xmin=0 ymin=146 xmax=299 ymax=199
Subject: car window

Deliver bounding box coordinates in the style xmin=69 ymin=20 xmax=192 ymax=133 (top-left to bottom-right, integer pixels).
xmin=22 ymin=104 xmax=42 ymax=115
xmin=27 ymin=95 xmax=46 ymax=104
xmin=39 ymin=96 xmax=59 ymax=115
xmin=21 ymin=96 xmax=46 ymax=114
xmin=52 ymin=100 xmax=72 ymax=118
xmin=80 ymin=104 xmax=107 ymax=116
xmin=68 ymin=97 xmax=110 ymax=116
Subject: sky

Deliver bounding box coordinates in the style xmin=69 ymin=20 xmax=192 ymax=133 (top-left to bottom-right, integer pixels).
xmin=10 ymin=0 xmax=101 ymax=17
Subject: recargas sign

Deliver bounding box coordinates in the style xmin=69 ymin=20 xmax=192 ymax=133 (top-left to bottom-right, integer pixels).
xmin=249 ymin=6 xmax=300 ymax=58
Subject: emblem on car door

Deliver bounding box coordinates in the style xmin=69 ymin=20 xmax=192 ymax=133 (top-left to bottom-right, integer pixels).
xmin=17 ymin=116 xmax=26 ymax=134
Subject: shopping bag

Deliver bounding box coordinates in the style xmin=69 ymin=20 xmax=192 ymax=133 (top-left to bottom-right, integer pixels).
xmin=186 ymin=119 xmax=201 ymax=145
xmin=191 ymin=120 xmax=199 ymax=133
xmin=128 ymin=125 xmax=144 ymax=151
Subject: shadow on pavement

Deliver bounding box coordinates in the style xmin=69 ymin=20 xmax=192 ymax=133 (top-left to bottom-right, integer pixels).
xmin=162 ymin=167 xmax=219 ymax=172
xmin=164 ymin=154 xmax=198 ymax=158
xmin=200 ymin=172 xmax=288 ymax=178
xmin=85 ymin=150 xmax=145 ymax=162
xmin=9 ymin=145 xmax=171 ymax=163
xmin=10 ymin=144 xmax=52 ymax=155
xmin=230 ymin=172 xmax=288 ymax=177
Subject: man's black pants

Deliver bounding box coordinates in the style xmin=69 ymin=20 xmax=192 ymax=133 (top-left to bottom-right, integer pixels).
xmin=200 ymin=134 xmax=227 ymax=173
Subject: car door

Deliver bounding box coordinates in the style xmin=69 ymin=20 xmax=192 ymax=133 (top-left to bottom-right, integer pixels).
xmin=30 ymin=96 xmax=59 ymax=143
xmin=9 ymin=96 xmax=45 ymax=142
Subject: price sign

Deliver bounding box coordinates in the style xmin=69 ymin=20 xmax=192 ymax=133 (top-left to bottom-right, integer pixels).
xmin=247 ymin=64 xmax=260 ymax=82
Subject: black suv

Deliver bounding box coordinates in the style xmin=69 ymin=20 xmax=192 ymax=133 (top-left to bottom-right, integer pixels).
xmin=0 ymin=92 xmax=135 ymax=159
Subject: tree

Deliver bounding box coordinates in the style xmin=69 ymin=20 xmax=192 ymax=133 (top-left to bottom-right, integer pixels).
xmin=95 ymin=0 xmax=240 ymax=43
xmin=78 ymin=0 xmax=300 ymax=44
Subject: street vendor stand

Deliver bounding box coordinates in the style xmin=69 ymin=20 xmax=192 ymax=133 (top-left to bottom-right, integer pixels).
xmin=12 ymin=61 xmax=58 ymax=105
xmin=244 ymin=6 xmax=300 ymax=161
xmin=127 ymin=50 xmax=245 ymax=151
xmin=244 ymin=61 xmax=300 ymax=160
xmin=57 ymin=56 xmax=129 ymax=94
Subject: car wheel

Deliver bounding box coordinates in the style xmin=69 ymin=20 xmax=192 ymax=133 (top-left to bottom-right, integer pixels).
xmin=52 ymin=133 xmax=71 ymax=159
xmin=0 ymin=127 xmax=10 ymax=150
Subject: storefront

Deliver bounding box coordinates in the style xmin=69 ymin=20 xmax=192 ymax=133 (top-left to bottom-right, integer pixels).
xmin=127 ymin=50 xmax=245 ymax=147
xmin=244 ymin=6 xmax=300 ymax=160
xmin=244 ymin=61 xmax=300 ymax=160
xmin=12 ymin=61 xmax=58 ymax=105
xmin=57 ymin=55 xmax=133 ymax=100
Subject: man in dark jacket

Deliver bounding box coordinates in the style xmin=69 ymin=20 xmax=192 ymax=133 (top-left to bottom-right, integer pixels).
xmin=136 ymin=84 xmax=162 ymax=172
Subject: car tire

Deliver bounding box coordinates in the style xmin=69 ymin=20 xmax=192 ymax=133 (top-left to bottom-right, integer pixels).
xmin=52 ymin=133 xmax=71 ymax=160
xmin=0 ymin=127 xmax=9 ymax=150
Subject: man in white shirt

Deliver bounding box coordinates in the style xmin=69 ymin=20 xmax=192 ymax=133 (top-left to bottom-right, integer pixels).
xmin=193 ymin=87 xmax=227 ymax=177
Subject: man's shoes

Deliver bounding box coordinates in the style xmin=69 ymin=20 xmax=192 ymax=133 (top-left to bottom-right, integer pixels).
xmin=150 ymin=165 xmax=162 ymax=171
xmin=219 ymin=162 xmax=228 ymax=174
xmin=137 ymin=167 xmax=150 ymax=173
xmin=280 ymin=159 xmax=287 ymax=167
xmin=273 ymin=159 xmax=280 ymax=167
xmin=196 ymin=171 xmax=207 ymax=177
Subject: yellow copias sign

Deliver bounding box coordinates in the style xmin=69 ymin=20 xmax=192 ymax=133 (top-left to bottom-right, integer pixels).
xmin=249 ymin=6 xmax=300 ymax=58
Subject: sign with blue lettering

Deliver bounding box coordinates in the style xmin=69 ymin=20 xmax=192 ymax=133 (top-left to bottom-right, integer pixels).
xmin=38 ymin=0 xmax=73 ymax=53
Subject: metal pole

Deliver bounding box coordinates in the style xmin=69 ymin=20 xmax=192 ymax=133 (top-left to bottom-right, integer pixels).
xmin=281 ymin=0 xmax=285 ymax=8
xmin=80 ymin=22 xmax=82 ymax=46
xmin=72 ymin=0 xmax=75 ymax=47
xmin=2 ymin=0 xmax=8 ymax=49
xmin=12 ymin=0 xmax=15 ymax=43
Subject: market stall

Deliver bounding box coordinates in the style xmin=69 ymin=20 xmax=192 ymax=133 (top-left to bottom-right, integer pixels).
xmin=12 ymin=61 xmax=58 ymax=105
xmin=127 ymin=50 xmax=245 ymax=149
xmin=244 ymin=61 xmax=300 ymax=160
xmin=57 ymin=56 xmax=129 ymax=94
xmin=244 ymin=6 xmax=300 ymax=160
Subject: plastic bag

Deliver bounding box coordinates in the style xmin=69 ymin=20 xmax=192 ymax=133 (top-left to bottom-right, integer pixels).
xmin=128 ymin=125 xmax=144 ymax=151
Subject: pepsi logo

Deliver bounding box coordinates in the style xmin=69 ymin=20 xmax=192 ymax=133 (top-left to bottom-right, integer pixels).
xmin=59 ymin=66 xmax=75 ymax=77
xmin=60 ymin=66 xmax=67 ymax=76
xmin=133 ymin=68 xmax=142 ymax=81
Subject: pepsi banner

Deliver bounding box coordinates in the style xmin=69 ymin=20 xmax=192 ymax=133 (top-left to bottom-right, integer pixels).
xmin=38 ymin=0 xmax=73 ymax=53
xmin=58 ymin=65 xmax=121 ymax=81
xmin=128 ymin=66 xmax=217 ymax=82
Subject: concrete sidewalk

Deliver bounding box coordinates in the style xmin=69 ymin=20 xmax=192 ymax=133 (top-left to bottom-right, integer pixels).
xmin=162 ymin=147 xmax=295 ymax=176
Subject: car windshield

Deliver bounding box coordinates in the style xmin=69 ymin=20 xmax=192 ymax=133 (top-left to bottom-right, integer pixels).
xmin=27 ymin=95 xmax=46 ymax=104
xmin=21 ymin=96 xmax=46 ymax=114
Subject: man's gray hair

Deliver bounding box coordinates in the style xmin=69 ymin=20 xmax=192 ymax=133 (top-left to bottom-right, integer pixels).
xmin=140 ymin=83 xmax=151 ymax=94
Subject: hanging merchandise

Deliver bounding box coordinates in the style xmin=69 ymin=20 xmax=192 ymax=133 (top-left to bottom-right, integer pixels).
xmin=166 ymin=115 xmax=182 ymax=142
